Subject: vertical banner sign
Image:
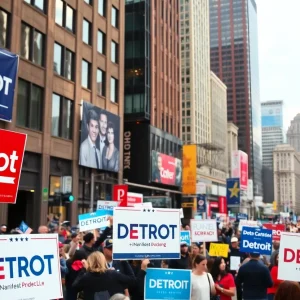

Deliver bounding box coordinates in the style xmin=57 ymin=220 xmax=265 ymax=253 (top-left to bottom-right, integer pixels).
xmin=0 ymin=49 xmax=19 ymax=122
xmin=196 ymin=194 xmax=206 ymax=214
xmin=112 ymin=207 xmax=181 ymax=260
xmin=144 ymin=268 xmax=192 ymax=300
xmin=0 ymin=129 xmax=27 ymax=204
xmin=0 ymin=234 xmax=62 ymax=300
xmin=190 ymin=219 xmax=218 ymax=242
xmin=218 ymin=196 xmax=227 ymax=214
xmin=182 ymin=145 xmax=197 ymax=194
xmin=113 ymin=184 xmax=128 ymax=207
xmin=231 ymin=150 xmax=248 ymax=190
xmin=226 ymin=178 xmax=240 ymax=205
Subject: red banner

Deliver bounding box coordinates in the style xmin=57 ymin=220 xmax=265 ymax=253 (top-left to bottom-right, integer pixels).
xmin=263 ymin=223 xmax=285 ymax=241
xmin=0 ymin=129 xmax=27 ymax=204
xmin=113 ymin=185 xmax=128 ymax=207
xmin=218 ymin=196 xmax=227 ymax=214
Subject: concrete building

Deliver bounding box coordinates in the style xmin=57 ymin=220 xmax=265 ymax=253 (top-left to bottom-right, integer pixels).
xmin=0 ymin=0 xmax=125 ymax=228
xmin=261 ymin=100 xmax=284 ymax=203
xmin=123 ymin=0 xmax=182 ymax=204
xmin=227 ymin=122 xmax=239 ymax=176
xmin=210 ymin=0 xmax=263 ymax=196
xmin=273 ymin=144 xmax=300 ymax=214
xmin=287 ymin=114 xmax=300 ymax=152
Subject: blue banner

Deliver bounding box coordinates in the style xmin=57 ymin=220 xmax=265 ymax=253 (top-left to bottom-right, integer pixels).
xmin=0 ymin=49 xmax=19 ymax=122
xmin=197 ymin=194 xmax=206 ymax=214
xmin=226 ymin=178 xmax=240 ymax=205
xmin=180 ymin=231 xmax=191 ymax=246
xmin=78 ymin=209 xmax=113 ymax=231
xmin=145 ymin=268 xmax=191 ymax=300
xmin=237 ymin=213 xmax=248 ymax=220
xmin=240 ymin=226 xmax=272 ymax=255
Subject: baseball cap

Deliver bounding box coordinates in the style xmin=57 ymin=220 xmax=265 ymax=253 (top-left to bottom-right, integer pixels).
xmin=231 ymin=237 xmax=239 ymax=243
xmin=180 ymin=241 xmax=188 ymax=246
xmin=104 ymin=239 xmax=113 ymax=248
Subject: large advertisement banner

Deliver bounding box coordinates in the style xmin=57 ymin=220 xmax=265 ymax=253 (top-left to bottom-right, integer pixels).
xmin=112 ymin=207 xmax=181 ymax=260
xmin=231 ymin=150 xmax=248 ymax=190
xmin=261 ymin=103 xmax=283 ymax=128
xmin=79 ymin=101 xmax=120 ymax=172
xmin=182 ymin=145 xmax=197 ymax=194
xmin=151 ymin=151 xmax=182 ymax=186
xmin=0 ymin=234 xmax=62 ymax=300
xmin=0 ymin=49 xmax=19 ymax=122
xmin=0 ymin=129 xmax=27 ymax=204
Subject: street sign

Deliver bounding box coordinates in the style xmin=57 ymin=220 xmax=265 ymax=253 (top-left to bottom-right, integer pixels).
xmin=42 ymin=187 xmax=48 ymax=202
xmin=113 ymin=184 xmax=128 ymax=207
xmin=0 ymin=129 xmax=27 ymax=204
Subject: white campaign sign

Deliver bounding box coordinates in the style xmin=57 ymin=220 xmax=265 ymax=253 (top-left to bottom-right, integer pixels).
xmin=238 ymin=219 xmax=258 ymax=230
xmin=190 ymin=219 xmax=218 ymax=242
xmin=278 ymin=232 xmax=300 ymax=281
xmin=112 ymin=207 xmax=181 ymax=260
xmin=0 ymin=234 xmax=62 ymax=300
xmin=97 ymin=200 xmax=118 ymax=211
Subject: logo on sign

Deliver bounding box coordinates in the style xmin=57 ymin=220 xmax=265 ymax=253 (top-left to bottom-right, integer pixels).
xmin=0 ymin=151 xmax=18 ymax=184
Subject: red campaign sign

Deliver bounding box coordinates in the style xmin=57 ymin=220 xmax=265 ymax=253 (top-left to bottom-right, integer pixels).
xmin=0 ymin=129 xmax=27 ymax=204
xmin=113 ymin=184 xmax=128 ymax=207
xmin=218 ymin=196 xmax=227 ymax=214
xmin=127 ymin=192 xmax=143 ymax=207
xmin=263 ymin=223 xmax=285 ymax=241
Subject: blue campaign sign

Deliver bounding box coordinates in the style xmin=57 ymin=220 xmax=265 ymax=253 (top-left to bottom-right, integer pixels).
xmin=240 ymin=226 xmax=272 ymax=255
xmin=180 ymin=231 xmax=191 ymax=246
xmin=237 ymin=213 xmax=248 ymax=220
xmin=197 ymin=194 xmax=206 ymax=214
xmin=0 ymin=49 xmax=19 ymax=122
xmin=78 ymin=210 xmax=113 ymax=232
xmin=145 ymin=268 xmax=191 ymax=300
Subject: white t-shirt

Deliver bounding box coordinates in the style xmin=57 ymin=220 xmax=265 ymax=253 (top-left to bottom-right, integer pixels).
xmin=191 ymin=272 xmax=214 ymax=300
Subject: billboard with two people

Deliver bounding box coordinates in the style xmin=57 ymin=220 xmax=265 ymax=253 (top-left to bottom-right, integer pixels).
xmin=79 ymin=101 xmax=120 ymax=172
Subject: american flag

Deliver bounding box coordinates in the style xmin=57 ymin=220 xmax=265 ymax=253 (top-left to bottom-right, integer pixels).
xmin=16 ymin=221 xmax=33 ymax=234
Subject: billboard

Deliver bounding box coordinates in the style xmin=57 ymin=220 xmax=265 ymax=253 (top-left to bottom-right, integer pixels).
xmin=79 ymin=101 xmax=120 ymax=172
xmin=182 ymin=145 xmax=197 ymax=194
xmin=0 ymin=49 xmax=19 ymax=122
xmin=151 ymin=150 xmax=182 ymax=186
xmin=261 ymin=103 xmax=283 ymax=128
xmin=231 ymin=150 xmax=248 ymax=190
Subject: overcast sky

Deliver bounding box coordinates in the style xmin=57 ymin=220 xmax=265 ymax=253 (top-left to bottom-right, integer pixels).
xmin=256 ymin=0 xmax=300 ymax=131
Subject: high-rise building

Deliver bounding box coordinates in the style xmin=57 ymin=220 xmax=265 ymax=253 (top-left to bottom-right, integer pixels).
xmin=0 ymin=0 xmax=125 ymax=228
xmin=261 ymin=100 xmax=284 ymax=203
xmin=287 ymin=114 xmax=300 ymax=152
xmin=123 ymin=0 xmax=182 ymax=205
xmin=273 ymin=144 xmax=300 ymax=214
xmin=209 ymin=0 xmax=262 ymax=196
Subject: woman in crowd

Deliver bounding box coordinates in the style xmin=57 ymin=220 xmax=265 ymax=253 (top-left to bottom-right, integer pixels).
xmin=210 ymin=257 xmax=236 ymax=300
xmin=191 ymin=255 xmax=216 ymax=300
xmin=268 ymin=253 xmax=283 ymax=300
xmin=275 ymin=281 xmax=300 ymax=300
xmin=72 ymin=252 xmax=149 ymax=300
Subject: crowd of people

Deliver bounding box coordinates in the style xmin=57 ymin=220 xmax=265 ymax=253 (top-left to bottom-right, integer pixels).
xmin=1 ymin=217 xmax=300 ymax=300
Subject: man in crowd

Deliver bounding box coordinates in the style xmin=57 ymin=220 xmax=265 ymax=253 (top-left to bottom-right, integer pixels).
xmin=236 ymin=252 xmax=273 ymax=300
xmin=0 ymin=224 xmax=7 ymax=234
xmin=270 ymin=240 xmax=280 ymax=266
xmin=168 ymin=241 xmax=190 ymax=269
xmin=38 ymin=225 xmax=49 ymax=234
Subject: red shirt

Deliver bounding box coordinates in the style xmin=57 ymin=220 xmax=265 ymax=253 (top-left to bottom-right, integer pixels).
xmin=216 ymin=273 xmax=236 ymax=300
xmin=267 ymin=266 xmax=283 ymax=294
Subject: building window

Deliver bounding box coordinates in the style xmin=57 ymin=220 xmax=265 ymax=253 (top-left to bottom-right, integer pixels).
xmin=97 ymin=69 xmax=106 ymax=96
xmin=16 ymin=78 xmax=43 ymax=131
xmin=84 ymin=0 xmax=92 ymax=5
xmin=24 ymin=0 xmax=46 ymax=13
xmin=51 ymin=93 xmax=73 ymax=139
xmin=111 ymin=6 xmax=118 ymax=28
xmin=111 ymin=41 xmax=118 ymax=63
xmin=53 ymin=43 xmax=75 ymax=81
xmin=20 ymin=22 xmax=45 ymax=66
xmin=0 ymin=9 xmax=10 ymax=48
xmin=110 ymin=77 xmax=118 ymax=103
xmin=55 ymin=0 xmax=75 ymax=33
xmin=98 ymin=0 xmax=106 ymax=16
xmin=82 ymin=19 xmax=92 ymax=45
xmin=97 ymin=30 xmax=105 ymax=54
xmin=82 ymin=60 xmax=91 ymax=89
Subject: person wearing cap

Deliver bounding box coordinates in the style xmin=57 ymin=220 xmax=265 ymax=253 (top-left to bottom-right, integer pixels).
xmin=0 ymin=224 xmax=7 ymax=234
xmin=168 ymin=241 xmax=191 ymax=270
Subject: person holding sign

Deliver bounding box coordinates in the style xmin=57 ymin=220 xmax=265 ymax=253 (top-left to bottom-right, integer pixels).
xmin=210 ymin=257 xmax=236 ymax=300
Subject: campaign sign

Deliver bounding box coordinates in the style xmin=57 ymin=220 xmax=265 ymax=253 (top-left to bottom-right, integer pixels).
xmin=97 ymin=200 xmax=118 ymax=211
xmin=180 ymin=231 xmax=191 ymax=246
xmin=278 ymin=232 xmax=300 ymax=281
xmin=209 ymin=243 xmax=229 ymax=258
xmin=145 ymin=268 xmax=191 ymax=300
xmin=263 ymin=223 xmax=285 ymax=241
xmin=127 ymin=192 xmax=143 ymax=206
xmin=190 ymin=219 xmax=218 ymax=242
xmin=78 ymin=210 xmax=113 ymax=232
xmin=240 ymin=226 xmax=272 ymax=255
xmin=238 ymin=219 xmax=258 ymax=230
xmin=112 ymin=207 xmax=181 ymax=260
xmin=0 ymin=234 xmax=62 ymax=300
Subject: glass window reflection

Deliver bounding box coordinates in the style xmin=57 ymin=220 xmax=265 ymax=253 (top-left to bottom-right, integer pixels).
xmin=53 ymin=43 xmax=62 ymax=75
xmin=98 ymin=0 xmax=105 ymax=16
xmin=55 ymin=0 xmax=63 ymax=26
xmin=82 ymin=60 xmax=90 ymax=89
xmin=97 ymin=69 xmax=105 ymax=96
xmin=83 ymin=19 xmax=91 ymax=45
xmin=20 ymin=23 xmax=30 ymax=60
xmin=111 ymin=6 xmax=118 ymax=28
xmin=32 ymin=31 xmax=44 ymax=66
xmin=0 ymin=9 xmax=8 ymax=48
xmin=66 ymin=5 xmax=74 ymax=32
xmin=97 ymin=30 xmax=105 ymax=54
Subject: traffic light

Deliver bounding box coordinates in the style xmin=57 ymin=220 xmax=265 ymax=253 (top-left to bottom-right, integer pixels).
xmin=69 ymin=195 xmax=74 ymax=202
xmin=62 ymin=193 xmax=74 ymax=203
